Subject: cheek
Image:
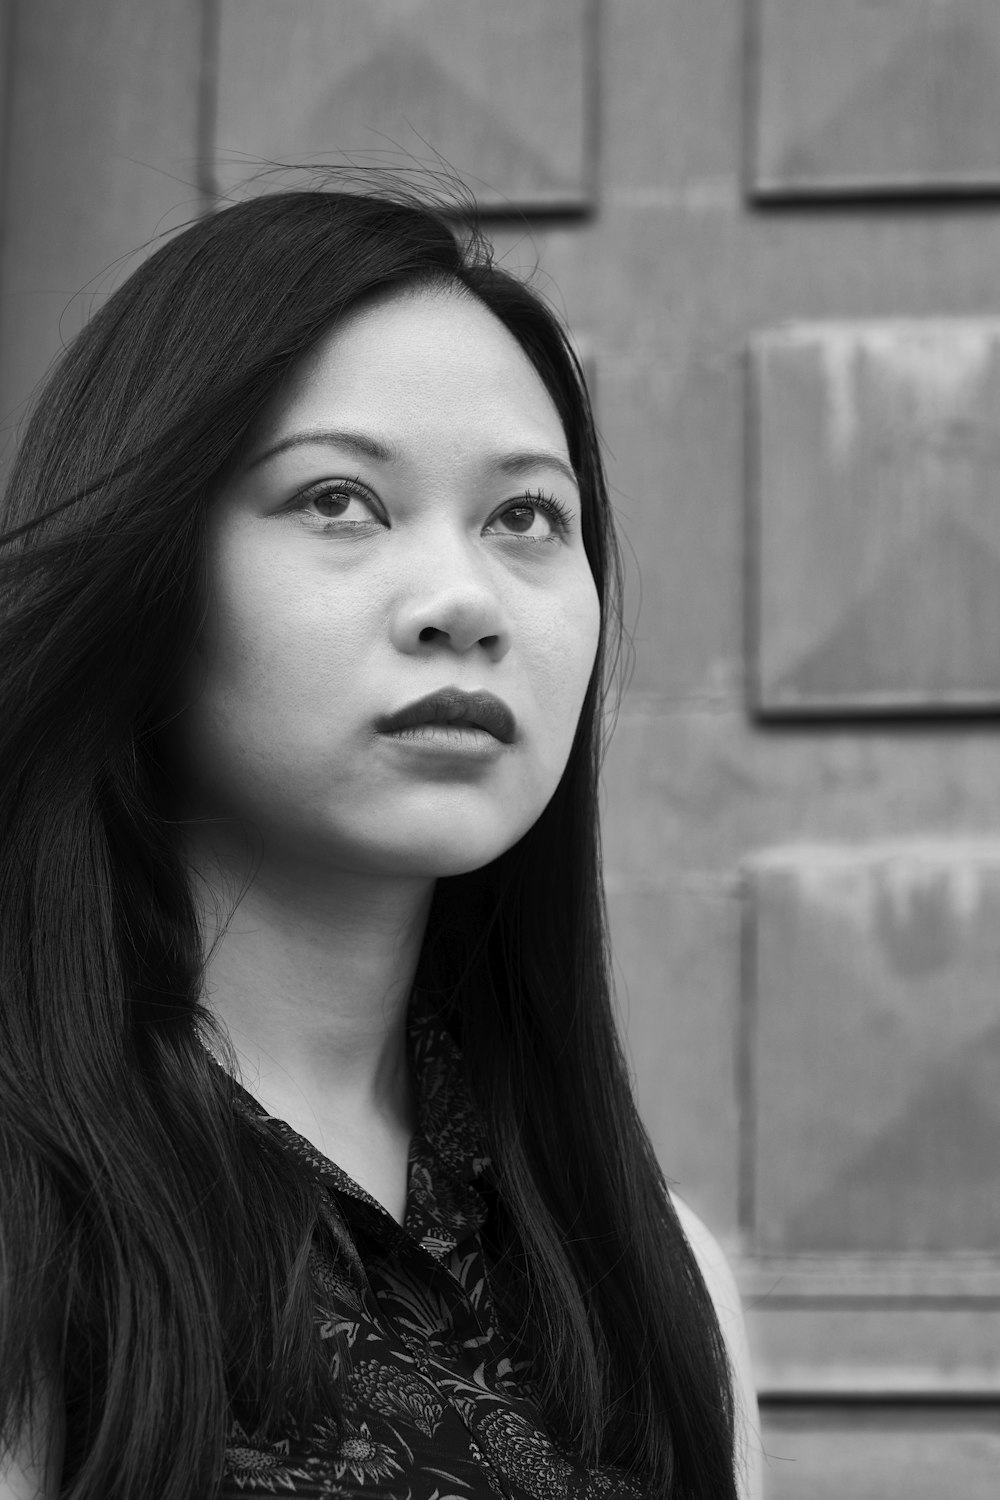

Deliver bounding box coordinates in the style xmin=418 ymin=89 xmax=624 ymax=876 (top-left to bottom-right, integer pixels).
xmin=529 ymin=574 xmax=602 ymax=736
xmin=201 ymin=550 xmax=374 ymax=720
xmin=168 ymin=590 xmax=321 ymax=811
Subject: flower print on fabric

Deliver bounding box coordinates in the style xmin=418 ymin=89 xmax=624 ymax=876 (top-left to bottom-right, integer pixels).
xmin=327 ymin=1422 xmax=404 ymax=1487
xmin=214 ymin=992 xmax=648 ymax=1499
xmin=223 ymin=1420 xmax=315 ymax=1493
xmin=351 ymin=1359 xmax=445 ymax=1440
xmin=476 ymin=1409 xmax=574 ymax=1500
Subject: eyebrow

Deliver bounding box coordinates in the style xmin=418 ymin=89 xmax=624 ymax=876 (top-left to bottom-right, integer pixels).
xmin=493 ymin=450 xmax=580 ymax=488
xmin=248 ymin=429 xmax=393 ymax=470
xmin=247 ymin=428 xmax=579 ymax=488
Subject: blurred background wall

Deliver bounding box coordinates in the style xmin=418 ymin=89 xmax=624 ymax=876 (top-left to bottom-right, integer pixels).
xmin=3 ymin=3 xmax=1000 ymax=1494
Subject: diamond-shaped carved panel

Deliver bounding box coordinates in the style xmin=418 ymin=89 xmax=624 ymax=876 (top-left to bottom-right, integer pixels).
xmin=752 ymin=0 xmax=1000 ymax=197
xmin=212 ymin=0 xmax=595 ymax=212
xmin=746 ymin=843 xmax=1000 ymax=1254
xmin=751 ymin=320 xmax=1000 ymax=714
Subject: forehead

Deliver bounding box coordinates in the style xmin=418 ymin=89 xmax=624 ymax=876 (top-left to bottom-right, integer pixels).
xmin=254 ymin=286 xmax=570 ymax=461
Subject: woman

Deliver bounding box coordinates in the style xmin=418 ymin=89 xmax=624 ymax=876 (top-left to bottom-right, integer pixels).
xmin=0 ymin=187 xmax=757 ymax=1499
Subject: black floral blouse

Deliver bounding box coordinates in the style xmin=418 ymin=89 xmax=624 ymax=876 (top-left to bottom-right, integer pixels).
xmin=218 ymin=996 xmax=646 ymax=1500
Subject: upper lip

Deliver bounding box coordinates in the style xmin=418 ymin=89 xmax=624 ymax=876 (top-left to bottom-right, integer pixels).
xmin=376 ymin=689 xmax=517 ymax=744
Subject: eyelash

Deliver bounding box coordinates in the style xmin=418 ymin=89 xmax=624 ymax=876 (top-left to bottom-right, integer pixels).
xmin=288 ymin=479 xmax=575 ymax=536
xmin=498 ymin=489 xmax=575 ymax=538
xmin=290 ymin=476 xmax=381 ymax=525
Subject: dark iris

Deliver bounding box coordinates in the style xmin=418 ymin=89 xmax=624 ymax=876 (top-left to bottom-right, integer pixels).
xmin=502 ymin=505 xmax=537 ymax=533
xmin=314 ymin=494 xmax=351 ymax=517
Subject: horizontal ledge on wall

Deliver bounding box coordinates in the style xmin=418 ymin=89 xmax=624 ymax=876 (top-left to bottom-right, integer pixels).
xmin=744 ymin=1299 xmax=1000 ymax=1399
xmin=750 ymin=174 xmax=1000 ymax=204
xmin=738 ymin=1254 xmax=1000 ymax=1303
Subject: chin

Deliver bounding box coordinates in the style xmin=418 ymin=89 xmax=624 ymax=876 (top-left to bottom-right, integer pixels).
xmin=358 ymin=812 xmax=541 ymax=880
xmin=370 ymin=839 xmax=516 ymax=880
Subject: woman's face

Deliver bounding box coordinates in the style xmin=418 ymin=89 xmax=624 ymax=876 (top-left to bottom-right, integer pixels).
xmin=172 ymin=285 xmax=601 ymax=879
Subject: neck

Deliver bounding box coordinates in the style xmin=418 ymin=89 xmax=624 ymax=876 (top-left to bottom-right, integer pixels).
xmin=185 ymin=825 xmax=435 ymax=1156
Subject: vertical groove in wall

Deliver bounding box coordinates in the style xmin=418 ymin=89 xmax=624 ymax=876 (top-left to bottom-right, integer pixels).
xmin=197 ymin=0 xmax=220 ymax=211
xmin=0 ymin=1 xmax=17 ymax=243
xmin=742 ymin=340 xmax=763 ymax=715
xmin=583 ymin=0 xmax=602 ymax=211
xmin=737 ymin=868 xmax=757 ymax=1245
xmin=741 ymin=0 xmax=762 ymax=202
xmin=0 ymin=0 xmax=18 ymax=451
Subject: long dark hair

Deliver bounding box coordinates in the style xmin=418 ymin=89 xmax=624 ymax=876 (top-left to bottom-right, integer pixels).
xmin=0 ymin=187 xmax=735 ymax=1499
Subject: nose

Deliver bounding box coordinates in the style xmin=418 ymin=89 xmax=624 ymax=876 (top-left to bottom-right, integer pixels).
xmin=390 ymin=541 xmax=511 ymax=661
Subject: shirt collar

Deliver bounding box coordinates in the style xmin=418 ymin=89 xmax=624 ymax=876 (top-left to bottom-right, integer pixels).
xmin=220 ymin=991 xmax=493 ymax=1260
xmin=402 ymin=990 xmax=493 ymax=1257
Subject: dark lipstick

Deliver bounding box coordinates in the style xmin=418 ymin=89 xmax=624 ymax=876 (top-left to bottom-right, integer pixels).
xmin=376 ymin=689 xmax=517 ymax=744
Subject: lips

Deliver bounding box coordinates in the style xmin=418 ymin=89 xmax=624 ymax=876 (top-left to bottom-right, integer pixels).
xmin=376 ymin=689 xmax=517 ymax=744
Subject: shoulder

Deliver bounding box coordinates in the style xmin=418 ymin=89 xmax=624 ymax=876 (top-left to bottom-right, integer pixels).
xmin=671 ymin=1194 xmax=763 ymax=1500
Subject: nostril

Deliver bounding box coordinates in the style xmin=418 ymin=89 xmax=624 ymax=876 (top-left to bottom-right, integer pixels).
xmin=417 ymin=625 xmax=501 ymax=650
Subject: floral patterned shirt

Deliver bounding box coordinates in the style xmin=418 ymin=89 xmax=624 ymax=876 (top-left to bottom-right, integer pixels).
xmin=218 ymin=997 xmax=645 ymax=1500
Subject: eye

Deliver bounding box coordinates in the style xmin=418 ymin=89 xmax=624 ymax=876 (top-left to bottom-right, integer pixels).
xmin=290 ymin=478 xmax=386 ymax=529
xmin=484 ymin=491 xmax=574 ymax=541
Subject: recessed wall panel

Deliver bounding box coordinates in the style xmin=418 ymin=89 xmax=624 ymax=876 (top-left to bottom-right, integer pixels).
xmin=753 ymin=0 xmax=1000 ymax=197
xmin=752 ymin=320 xmax=1000 ymax=714
xmin=747 ymin=843 xmax=1000 ymax=1254
xmin=213 ymin=0 xmax=595 ymax=211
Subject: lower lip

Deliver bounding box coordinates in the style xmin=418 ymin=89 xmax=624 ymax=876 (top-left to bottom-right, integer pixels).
xmin=377 ymin=724 xmax=507 ymax=758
